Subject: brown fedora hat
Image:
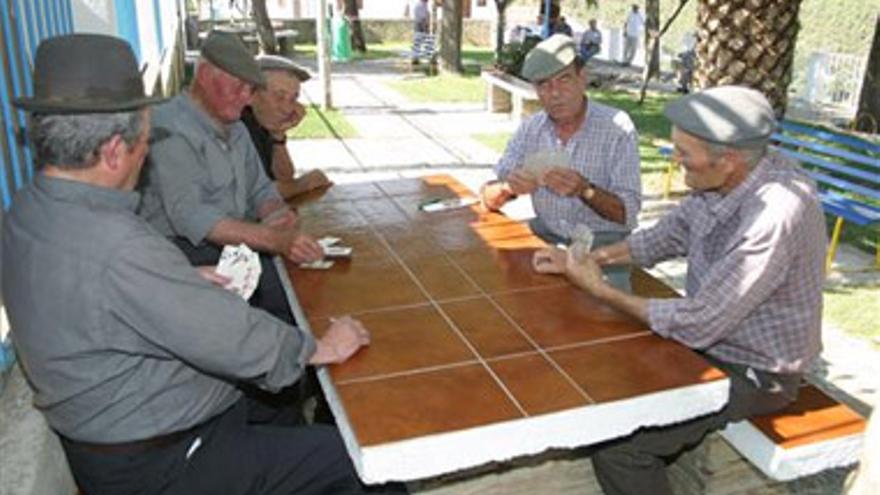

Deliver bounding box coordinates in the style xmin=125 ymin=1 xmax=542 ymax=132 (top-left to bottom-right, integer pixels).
xmin=13 ymin=33 xmax=168 ymax=113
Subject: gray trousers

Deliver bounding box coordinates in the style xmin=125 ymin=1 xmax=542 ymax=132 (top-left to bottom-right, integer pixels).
xmin=591 ymin=357 xmax=802 ymax=495
xmin=528 ymin=217 xmax=632 ymax=293
xmin=623 ymin=35 xmax=639 ymax=65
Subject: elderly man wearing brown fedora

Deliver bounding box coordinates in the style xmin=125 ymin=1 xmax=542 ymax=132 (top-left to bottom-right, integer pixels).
xmin=2 ymin=33 xmax=369 ymax=495
xmin=533 ymin=86 xmax=825 ymax=495
xmin=139 ymin=31 xmax=320 ymax=327
xmin=241 ymin=54 xmax=332 ymax=201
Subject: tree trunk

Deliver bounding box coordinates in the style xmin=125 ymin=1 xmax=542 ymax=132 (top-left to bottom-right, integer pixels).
xmin=644 ymin=0 xmax=661 ymax=78
xmin=494 ymin=0 xmax=509 ymax=62
xmin=251 ymin=0 xmax=278 ymax=54
xmin=342 ymin=0 xmax=367 ymax=53
xmin=440 ymin=0 xmax=464 ymax=74
xmin=639 ymin=0 xmax=692 ymax=104
xmin=695 ymin=0 xmax=803 ymax=117
xmin=855 ymin=14 xmax=879 ymax=134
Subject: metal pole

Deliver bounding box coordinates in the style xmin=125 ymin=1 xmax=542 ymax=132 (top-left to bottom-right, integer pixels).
xmin=541 ymin=0 xmax=551 ymax=38
xmin=316 ymin=0 xmax=332 ymax=109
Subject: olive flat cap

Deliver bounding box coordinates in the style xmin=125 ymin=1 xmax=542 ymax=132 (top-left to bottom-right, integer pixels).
xmin=255 ymin=54 xmax=311 ymax=82
xmin=664 ymin=85 xmax=776 ymax=146
xmin=201 ymin=31 xmax=265 ymax=87
xmin=521 ymin=34 xmax=577 ymax=82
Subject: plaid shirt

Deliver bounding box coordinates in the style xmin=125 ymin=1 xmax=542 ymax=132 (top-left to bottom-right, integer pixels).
xmin=629 ymin=152 xmax=826 ymax=373
xmin=495 ymin=100 xmax=642 ymax=234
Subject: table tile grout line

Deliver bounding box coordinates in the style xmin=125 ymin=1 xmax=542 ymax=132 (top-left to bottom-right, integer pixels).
xmin=352 ymin=200 xmax=532 ymax=418
xmin=336 ymin=359 xmax=484 ymax=386
xmin=442 ymin=250 xmax=597 ymax=406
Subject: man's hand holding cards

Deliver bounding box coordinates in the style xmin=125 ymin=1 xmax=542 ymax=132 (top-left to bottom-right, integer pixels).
xmin=215 ymin=243 xmax=262 ymax=300
xmin=299 ymin=236 xmax=354 ymax=270
xmin=522 ymin=149 xmax=571 ymax=185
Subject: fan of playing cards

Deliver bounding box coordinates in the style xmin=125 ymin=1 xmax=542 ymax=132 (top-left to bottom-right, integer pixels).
xmin=299 ymin=237 xmax=354 ymax=270
xmin=215 ymin=243 xmax=262 ymax=300
xmin=522 ymin=149 xmax=571 ymax=184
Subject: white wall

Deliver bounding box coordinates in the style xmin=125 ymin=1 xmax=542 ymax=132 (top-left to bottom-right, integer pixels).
xmin=71 ymin=0 xmax=118 ymax=35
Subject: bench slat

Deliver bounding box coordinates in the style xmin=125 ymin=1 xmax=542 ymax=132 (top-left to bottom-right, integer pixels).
xmin=773 ymin=133 xmax=880 ymax=170
xmin=780 ymin=120 xmax=880 ymax=155
xmin=774 ymin=147 xmax=880 ymax=186
xmin=820 ymin=191 xmax=880 ymax=226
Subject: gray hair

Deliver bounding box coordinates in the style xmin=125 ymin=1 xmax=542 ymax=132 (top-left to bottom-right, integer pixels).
xmin=28 ymin=110 xmax=147 ymax=169
xmin=706 ymin=139 xmax=768 ymax=169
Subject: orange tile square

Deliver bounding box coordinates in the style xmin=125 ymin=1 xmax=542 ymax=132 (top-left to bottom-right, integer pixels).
xmin=488 ymin=353 xmax=590 ymax=416
xmin=311 ymin=304 xmax=477 ymax=382
xmin=336 ymin=363 xmax=523 ymax=446
xmin=452 ymin=247 xmax=559 ymax=293
xmin=549 ymin=335 xmax=725 ymax=403
xmin=493 ymin=285 xmax=646 ymax=348
xmin=439 ymin=297 xmax=535 ymax=357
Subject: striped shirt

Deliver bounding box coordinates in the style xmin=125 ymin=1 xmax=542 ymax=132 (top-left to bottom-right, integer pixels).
xmin=495 ymin=100 xmax=642 ymax=235
xmin=629 ymin=152 xmax=826 ymax=373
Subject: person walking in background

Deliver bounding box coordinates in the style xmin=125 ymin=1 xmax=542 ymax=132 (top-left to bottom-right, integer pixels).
xmin=579 ymin=19 xmax=603 ymax=62
xmin=622 ymin=4 xmax=644 ymax=66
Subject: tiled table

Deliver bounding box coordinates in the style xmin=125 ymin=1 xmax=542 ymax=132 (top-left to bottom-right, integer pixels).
xmin=279 ymin=175 xmax=729 ymax=484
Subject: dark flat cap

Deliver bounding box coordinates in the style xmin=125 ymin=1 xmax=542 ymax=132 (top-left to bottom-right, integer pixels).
xmin=201 ymin=31 xmax=265 ymax=87
xmin=664 ymin=86 xmax=776 ymax=146
xmin=14 ymin=34 xmax=167 ymax=113
xmin=521 ymin=34 xmax=577 ymax=82
xmin=255 ymin=54 xmax=311 ymax=82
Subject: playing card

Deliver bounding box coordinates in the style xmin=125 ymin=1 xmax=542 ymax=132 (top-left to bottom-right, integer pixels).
xmin=215 ymin=243 xmax=261 ymax=300
xmin=522 ymin=150 xmax=571 ymax=183
xmin=323 ymin=246 xmax=353 ymax=258
xmin=318 ymin=236 xmax=341 ymax=249
xmin=569 ymin=223 xmax=595 ymax=262
xmin=299 ymin=260 xmax=335 ymax=270
xmin=419 ymin=197 xmax=478 ymax=213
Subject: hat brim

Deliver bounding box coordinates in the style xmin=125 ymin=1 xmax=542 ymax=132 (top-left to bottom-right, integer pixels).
xmin=13 ymin=94 xmax=170 ymax=114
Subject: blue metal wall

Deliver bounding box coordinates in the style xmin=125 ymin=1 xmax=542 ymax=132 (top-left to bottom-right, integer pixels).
xmin=0 ymin=0 xmax=74 ymax=210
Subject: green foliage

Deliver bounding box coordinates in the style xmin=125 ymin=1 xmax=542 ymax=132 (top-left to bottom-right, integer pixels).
xmin=495 ymin=37 xmax=540 ymax=76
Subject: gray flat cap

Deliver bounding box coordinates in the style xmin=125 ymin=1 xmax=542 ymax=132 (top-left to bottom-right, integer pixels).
xmin=521 ymin=34 xmax=577 ymax=82
xmin=664 ymin=86 xmax=776 ymax=146
xmin=201 ymin=31 xmax=265 ymax=87
xmin=255 ymin=54 xmax=311 ymax=82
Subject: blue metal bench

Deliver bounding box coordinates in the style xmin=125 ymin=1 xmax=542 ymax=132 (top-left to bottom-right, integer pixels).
xmin=771 ymin=121 xmax=879 ymax=271
xmin=658 ymin=121 xmax=879 ymax=271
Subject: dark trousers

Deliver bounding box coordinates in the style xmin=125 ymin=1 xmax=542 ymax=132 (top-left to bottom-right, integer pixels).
xmin=170 ymin=238 xmax=295 ymax=325
xmin=170 ymin=238 xmax=331 ymax=426
xmin=61 ymin=398 xmax=364 ymax=495
xmin=591 ymin=357 xmax=802 ymax=495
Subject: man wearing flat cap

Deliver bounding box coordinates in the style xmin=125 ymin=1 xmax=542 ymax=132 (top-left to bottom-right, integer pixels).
xmin=139 ymin=31 xmax=322 ymax=327
xmin=533 ymin=85 xmax=825 ymax=495
xmin=2 ymin=33 xmax=369 ymax=495
xmin=241 ymin=54 xmax=332 ymax=201
xmin=480 ymin=34 xmax=641 ymax=290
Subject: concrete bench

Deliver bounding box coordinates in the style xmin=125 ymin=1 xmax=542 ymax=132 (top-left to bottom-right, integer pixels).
xmin=632 ymin=268 xmax=868 ymax=483
xmin=720 ymin=383 xmax=866 ymax=481
xmin=481 ymin=70 xmax=542 ymax=121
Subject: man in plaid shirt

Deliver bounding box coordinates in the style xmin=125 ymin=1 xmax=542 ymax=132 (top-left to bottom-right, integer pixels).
xmin=533 ymin=85 xmax=826 ymax=495
xmin=481 ymin=35 xmax=641 ymax=291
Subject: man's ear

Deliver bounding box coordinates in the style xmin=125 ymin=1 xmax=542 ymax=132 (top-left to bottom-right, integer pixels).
xmin=99 ymin=134 xmax=125 ymax=171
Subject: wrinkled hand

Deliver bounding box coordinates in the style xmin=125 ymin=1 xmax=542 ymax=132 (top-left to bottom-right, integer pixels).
xmin=300 ymin=169 xmax=332 ymax=191
xmin=264 ymin=207 xmax=298 ymax=229
xmin=285 ymin=232 xmax=324 ymax=263
xmin=196 ymin=266 xmax=232 ymax=287
xmin=507 ymin=169 xmax=539 ymax=195
xmin=532 ymin=247 xmax=567 ymax=274
xmin=480 ymin=181 xmax=513 ymax=212
xmin=565 ymin=249 xmax=606 ymax=293
xmin=310 ymin=316 xmax=371 ymax=365
xmin=543 ymin=168 xmax=587 ymax=197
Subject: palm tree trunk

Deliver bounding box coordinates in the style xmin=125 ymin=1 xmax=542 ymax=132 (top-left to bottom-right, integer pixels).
xmin=251 ymin=0 xmax=278 ymax=54
xmin=855 ymin=14 xmax=879 ymax=134
xmin=695 ymin=0 xmax=802 ymax=116
xmin=440 ymin=0 xmax=464 ymax=74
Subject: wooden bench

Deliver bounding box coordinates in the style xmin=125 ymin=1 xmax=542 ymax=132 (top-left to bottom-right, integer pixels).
xmin=771 ymin=120 xmax=880 ymax=271
xmin=481 ymin=70 xmax=542 ymax=121
xmin=658 ymin=121 xmax=880 ymax=270
xmin=632 ymin=267 xmax=867 ymax=482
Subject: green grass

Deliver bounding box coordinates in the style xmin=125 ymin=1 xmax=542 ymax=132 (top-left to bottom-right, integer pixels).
xmin=288 ymin=104 xmax=357 ymax=139
xmin=385 ymin=45 xmax=494 ymax=103
xmin=823 ymin=285 xmax=880 ymax=341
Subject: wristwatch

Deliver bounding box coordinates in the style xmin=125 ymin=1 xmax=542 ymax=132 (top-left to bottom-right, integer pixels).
xmin=579 ymin=180 xmax=596 ymax=202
